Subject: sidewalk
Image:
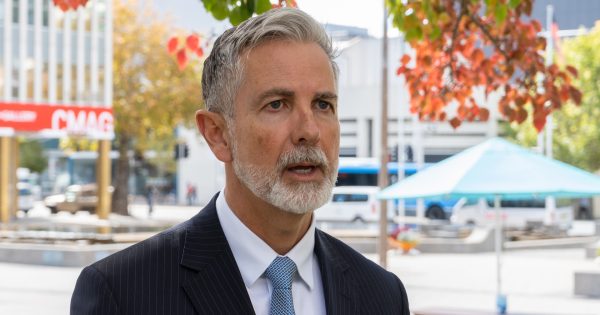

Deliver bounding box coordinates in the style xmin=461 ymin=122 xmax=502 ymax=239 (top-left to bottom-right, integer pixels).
xmin=1 ymin=248 xmax=598 ymax=315
xmin=373 ymin=248 xmax=600 ymax=315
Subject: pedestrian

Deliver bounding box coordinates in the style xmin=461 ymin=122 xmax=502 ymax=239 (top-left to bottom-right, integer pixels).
xmin=577 ymin=198 xmax=593 ymax=220
xmin=71 ymin=8 xmax=409 ymax=315
xmin=145 ymin=183 xmax=154 ymax=216
xmin=186 ymin=182 xmax=194 ymax=206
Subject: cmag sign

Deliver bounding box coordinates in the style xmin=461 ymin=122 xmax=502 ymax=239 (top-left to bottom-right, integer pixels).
xmin=0 ymin=102 xmax=114 ymax=139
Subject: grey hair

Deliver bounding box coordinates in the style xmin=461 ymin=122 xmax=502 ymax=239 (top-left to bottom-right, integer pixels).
xmin=201 ymin=8 xmax=338 ymax=117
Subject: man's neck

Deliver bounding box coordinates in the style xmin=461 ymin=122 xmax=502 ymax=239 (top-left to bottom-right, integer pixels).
xmin=224 ymin=180 xmax=313 ymax=255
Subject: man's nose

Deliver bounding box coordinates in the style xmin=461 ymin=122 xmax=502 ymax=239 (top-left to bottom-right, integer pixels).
xmin=292 ymin=106 xmax=320 ymax=145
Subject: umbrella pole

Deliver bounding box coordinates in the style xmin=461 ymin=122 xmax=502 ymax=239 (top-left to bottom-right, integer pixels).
xmin=495 ymin=195 xmax=507 ymax=314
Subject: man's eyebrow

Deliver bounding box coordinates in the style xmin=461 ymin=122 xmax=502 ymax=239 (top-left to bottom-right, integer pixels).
xmin=315 ymin=92 xmax=337 ymax=100
xmin=256 ymin=88 xmax=295 ymax=102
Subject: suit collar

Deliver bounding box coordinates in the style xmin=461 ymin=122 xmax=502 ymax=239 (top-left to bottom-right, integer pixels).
xmin=315 ymin=229 xmax=358 ymax=315
xmin=179 ymin=193 xmax=358 ymax=315
xmin=180 ymin=193 xmax=255 ymax=314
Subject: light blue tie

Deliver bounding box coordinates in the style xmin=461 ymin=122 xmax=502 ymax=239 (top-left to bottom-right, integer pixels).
xmin=265 ymin=256 xmax=297 ymax=315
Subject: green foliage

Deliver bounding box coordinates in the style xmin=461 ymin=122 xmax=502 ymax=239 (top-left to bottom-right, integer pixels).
xmin=201 ymin=0 xmax=267 ymax=25
xmin=506 ymin=22 xmax=600 ymax=172
xmin=19 ymin=140 xmax=48 ymax=174
xmin=200 ymin=0 xmax=295 ymax=25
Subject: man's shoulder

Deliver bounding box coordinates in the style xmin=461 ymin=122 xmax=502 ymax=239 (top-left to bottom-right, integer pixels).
xmin=316 ymin=229 xmax=409 ymax=313
xmin=316 ymin=229 xmax=395 ymax=278
xmin=90 ymin=218 xmax=191 ymax=273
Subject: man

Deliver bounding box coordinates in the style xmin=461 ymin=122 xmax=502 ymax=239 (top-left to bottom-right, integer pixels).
xmin=71 ymin=8 xmax=409 ymax=315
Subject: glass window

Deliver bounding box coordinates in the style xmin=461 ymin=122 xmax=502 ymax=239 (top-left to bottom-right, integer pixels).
xmin=333 ymin=194 xmax=369 ymax=203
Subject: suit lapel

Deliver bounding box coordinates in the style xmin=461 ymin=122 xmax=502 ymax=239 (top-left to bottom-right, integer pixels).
xmin=180 ymin=194 xmax=255 ymax=315
xmin=315 ymin=230 xmax=358 ymax=315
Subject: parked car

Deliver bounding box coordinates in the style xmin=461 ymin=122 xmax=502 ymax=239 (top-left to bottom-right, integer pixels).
xmin=450 ymin=197 xmax=574 ymax=230
xmin=315 ymin=186 xmax=396 ymax=223
xmin=44 ymin=184 xmax=113 ymax=214
xmin=17 ymin=182 xmax=34 ymax=214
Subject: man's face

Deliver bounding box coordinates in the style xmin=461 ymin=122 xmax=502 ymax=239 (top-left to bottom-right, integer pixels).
xmin=228 ymin=40 xmax=339 ymax=214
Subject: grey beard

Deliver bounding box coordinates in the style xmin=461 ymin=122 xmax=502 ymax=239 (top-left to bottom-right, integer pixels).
xmin=232 ymin=143 xmax=338 ymax=214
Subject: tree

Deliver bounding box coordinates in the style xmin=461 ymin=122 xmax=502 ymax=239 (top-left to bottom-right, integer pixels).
xmin=19 ymin=140 xmax=48 ymax=174
xmin=197 ymin=0 xmax=580 ymax=132
xmin=108 ymin=1 xmax=203 ymax=214
xmin=505 ymin=22 xmax=600 ymax=172
xmin=201 ymin=0 xmax=296 ymax=26
xmin=388 ymin=0 xmax=581 ymax=131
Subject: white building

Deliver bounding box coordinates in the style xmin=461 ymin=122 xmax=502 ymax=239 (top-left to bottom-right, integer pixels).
xmin=176 ymin=25 xmax=501 ymax=205
xmin=332 ymin=27 xmax=499 ymax=163
xmin=0 ymin=0 xmax=114 ymax=215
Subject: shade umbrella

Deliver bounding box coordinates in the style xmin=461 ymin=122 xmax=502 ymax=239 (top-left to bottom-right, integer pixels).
xmin=378 ymin=137 xmax=600 ymax=313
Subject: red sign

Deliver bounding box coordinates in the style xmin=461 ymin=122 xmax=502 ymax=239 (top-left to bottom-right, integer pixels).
xmin=0 ymin=102 xmax=114 ymax=138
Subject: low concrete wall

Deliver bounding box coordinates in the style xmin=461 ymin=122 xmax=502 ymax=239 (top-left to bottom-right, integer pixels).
xmin=416 ymin=228 xmax=496 ymax=253
xmin=586 ymin=241 xmax=600 ymax=259
xmin=0 ymin=242 xmax=131 ymax=267
xmin=574 ymin=269 xmax=600 ymax=297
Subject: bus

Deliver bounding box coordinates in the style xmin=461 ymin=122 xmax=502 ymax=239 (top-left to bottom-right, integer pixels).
xmin=335 ymin=157 xmax=457 ymax=220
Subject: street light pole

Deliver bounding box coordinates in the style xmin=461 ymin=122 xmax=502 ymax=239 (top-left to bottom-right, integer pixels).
xmin=378 ymin=1 xmax=390 ymax=269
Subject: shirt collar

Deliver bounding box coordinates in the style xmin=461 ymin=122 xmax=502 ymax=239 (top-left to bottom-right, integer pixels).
xmin=216 ymin=189 xmax=316 ymax=290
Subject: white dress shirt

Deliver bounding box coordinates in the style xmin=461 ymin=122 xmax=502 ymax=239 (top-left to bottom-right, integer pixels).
xmin=216 ymin=190 xmax=326 ymax=315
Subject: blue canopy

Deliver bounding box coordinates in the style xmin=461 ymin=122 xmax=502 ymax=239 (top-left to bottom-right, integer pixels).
xmin=378 ymin=137 xmax=600 ymax=200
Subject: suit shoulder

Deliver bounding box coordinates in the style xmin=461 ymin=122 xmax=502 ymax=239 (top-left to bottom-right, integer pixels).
xmin=316 ymin=229 xmax=404 ymax=285
xmin=316 ymin=229 xmax=410 ymax=314
xmin=90 ymin=219 xmax=189 ymax=274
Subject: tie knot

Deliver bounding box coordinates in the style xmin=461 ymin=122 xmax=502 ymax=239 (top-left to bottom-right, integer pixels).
xmin=265 ymin=256 xmax=297 ymax=289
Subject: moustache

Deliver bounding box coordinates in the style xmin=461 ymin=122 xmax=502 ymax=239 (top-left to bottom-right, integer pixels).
xmin=276 ymin=146 xmax=330 ymax=174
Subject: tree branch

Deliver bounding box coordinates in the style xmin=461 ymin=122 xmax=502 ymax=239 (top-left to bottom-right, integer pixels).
xmin=443 ymin=0 xmax=468 ymax=86
xmin=469 ymin=13 xmax=511 ymax=60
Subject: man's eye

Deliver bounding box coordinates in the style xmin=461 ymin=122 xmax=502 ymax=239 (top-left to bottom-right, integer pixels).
xmin=317 ymin=101 xmax=332 ymax=110
xmin=268 ymin=100 xmax=283 ymax=110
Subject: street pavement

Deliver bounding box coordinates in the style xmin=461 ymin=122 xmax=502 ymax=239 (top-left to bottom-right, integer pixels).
xmin=1 ymin=248 xmax=598 ymax=315
xmin=2 ymin=203 xmax=600 ymax=314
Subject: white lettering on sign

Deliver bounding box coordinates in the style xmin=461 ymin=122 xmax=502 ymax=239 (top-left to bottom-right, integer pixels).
xmin=0 ymin=110 xmax=37 ymax=122
xmin=51 ymin=109 xmax=114 ymax=134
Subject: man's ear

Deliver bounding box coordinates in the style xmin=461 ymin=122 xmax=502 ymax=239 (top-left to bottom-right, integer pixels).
xmin=195 ymin=110 xmax=233 ymax=162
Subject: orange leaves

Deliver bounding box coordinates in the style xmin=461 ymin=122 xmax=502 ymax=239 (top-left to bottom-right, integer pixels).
xmin=565 ymin=65 xmax=578 ymax=77
xmin=390 ymin=0 xmax=582 ymax=133
xmin=186 ymin=34 xmax=200 ymax=51
xmin=167 ymin=33 xmax=205 ymax=70
xmin=176 ymin=49 xmax=187 ymax=70
xmin=450 ymin=117 xmax=461 ymax=129
xmin=569 ymin=86 xmax=583 ymax=105
xmin=167 ymin=37 xmax=179 ymax=54
xmin=471 ymin=49 xmax=484 ymax=67
xmin=273 ymin=0 xmax=298 ymax=8
xmin=53 ymin=0 xmax=88 ymax=11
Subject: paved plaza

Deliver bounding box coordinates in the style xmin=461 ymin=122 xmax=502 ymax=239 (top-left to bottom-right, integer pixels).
xmin=2 ymin=203 xmax=599 ymax=314
xmin=1 ymin=246 xmax=599 ymax=315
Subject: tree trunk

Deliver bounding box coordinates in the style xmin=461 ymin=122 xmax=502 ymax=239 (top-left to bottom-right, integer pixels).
xmin=112 ymin=133 xmax=130 ymax=215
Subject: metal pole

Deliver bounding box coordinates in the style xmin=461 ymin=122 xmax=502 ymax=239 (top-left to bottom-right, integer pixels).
xmin=96 ymin=0 xmax=114 ymax=219
xmin=495 ymin=195 xmax=507 ymax=314
xmin=412 ymin=115 xmax=425 ymax=219
xmin=544 ymin=4 xmax=556 ymax=225
xmin=11 ymin=138 xmax=19 ymax=217
xmin=0 ymin=137 xmax=10 ymax=223
xmin=396 ymin=37 xmax=406 ymax=226
xmin=378 ymin=1 xmax=389 ymax=269
xmin=96 ymin=140 xmax=111 ymax=219
xmin=545 ymin=4 xmax=554 ymax=159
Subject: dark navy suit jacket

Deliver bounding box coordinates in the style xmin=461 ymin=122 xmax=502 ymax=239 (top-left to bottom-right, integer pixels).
xmin=71 ymin=193 xmax=410 ymax=314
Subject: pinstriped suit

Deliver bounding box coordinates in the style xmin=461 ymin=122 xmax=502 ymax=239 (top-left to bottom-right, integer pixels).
xmin=71 ymin=193 xmax=410 ymax=314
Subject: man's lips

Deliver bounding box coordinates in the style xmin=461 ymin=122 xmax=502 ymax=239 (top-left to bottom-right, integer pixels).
xmin=285 ymin=162 xmax=322 ymax=174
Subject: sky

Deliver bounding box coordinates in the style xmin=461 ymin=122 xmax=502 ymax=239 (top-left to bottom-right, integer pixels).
xmin=151 ymin=0 xmax=400 ymax=38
